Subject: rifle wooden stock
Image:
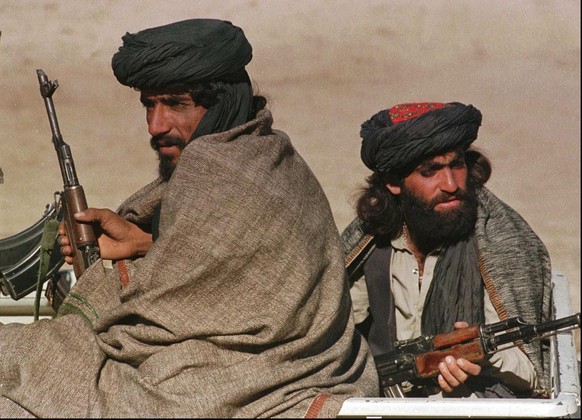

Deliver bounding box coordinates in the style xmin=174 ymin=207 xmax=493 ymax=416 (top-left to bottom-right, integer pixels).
xmin=433 ymin=324 xmax=480 ymax=349
xmin=414 ymin=324 xmax=485 ymax=377
xmin=415 ymin=339 xmax=486 ymax=378
xmin=62 ymin=186 xmax=96 ymax=278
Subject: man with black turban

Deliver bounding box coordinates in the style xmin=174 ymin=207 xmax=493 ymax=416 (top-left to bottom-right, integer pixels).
xmin=342 ymin=102 xmax=552 ymax=399
xmin=0 ymin=19 xmax=379 ymax=417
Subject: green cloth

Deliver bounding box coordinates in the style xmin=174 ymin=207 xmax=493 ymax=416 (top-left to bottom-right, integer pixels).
xmin=421 ymin=233 xmax=485 ymax=336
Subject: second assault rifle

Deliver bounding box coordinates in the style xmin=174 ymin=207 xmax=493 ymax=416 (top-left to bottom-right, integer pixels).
xmin=36 ymin=69 xmax=100 ymax=309
xmin=375 ymin=312 xmax=581 ymax=398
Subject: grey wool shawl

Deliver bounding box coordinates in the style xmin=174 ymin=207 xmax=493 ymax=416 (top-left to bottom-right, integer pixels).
xmin=474 ymin=187 xmax=552 ymax=391
xmin=0 ymin=110 xmax=379 ymax=417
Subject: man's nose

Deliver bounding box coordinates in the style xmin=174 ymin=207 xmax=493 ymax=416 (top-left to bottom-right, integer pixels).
xmin=147 ymin=106 xmax=171 ymax=137
xmin=439 ymin=168 xmax=459 ymax=193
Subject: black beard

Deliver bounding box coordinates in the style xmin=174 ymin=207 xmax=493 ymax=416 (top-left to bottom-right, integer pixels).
xmin=150 ymin=135 xmax=187 ymax=182
xmin=158 ymin=155 xmax=176 ymax=182
xmin=401 ymin=181 xmax=479 ymax=254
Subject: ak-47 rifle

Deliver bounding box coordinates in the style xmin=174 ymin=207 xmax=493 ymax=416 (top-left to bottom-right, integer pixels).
xmin=374 ymin=312 xmax=581 ymax=398
xmin=36 ymin=69 xmax=100 ymax=309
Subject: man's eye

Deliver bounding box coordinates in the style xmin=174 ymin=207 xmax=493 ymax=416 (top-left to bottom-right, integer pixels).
xmin=167 ymin=100 xmax=193 ymax=110
xmin=420 ymin=169 xmax=436 ymax=177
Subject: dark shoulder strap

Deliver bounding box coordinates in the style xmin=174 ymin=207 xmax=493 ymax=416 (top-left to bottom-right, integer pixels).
xmin=341 ymin=217 xmax=376 ymax=284
xmin=341 ymin=217 xmax=397 ymax=354
xmin=363 ymin=246 xmax=397 ymax=355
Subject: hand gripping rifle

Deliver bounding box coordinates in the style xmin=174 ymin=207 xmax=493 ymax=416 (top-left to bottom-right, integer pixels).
xmin=37 ymin=69 xmax=100 ymax=307
xmin=374 ymin=313 xmax=581 ymax=398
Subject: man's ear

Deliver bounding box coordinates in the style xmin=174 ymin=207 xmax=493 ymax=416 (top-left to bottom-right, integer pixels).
xmin=385 ymin=182 xmax=401 ymax=195
xmin=384 ymin=174 xmax=402 ymax=195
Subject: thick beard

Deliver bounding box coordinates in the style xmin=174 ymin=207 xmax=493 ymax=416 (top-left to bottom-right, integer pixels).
xmin=150 ymin=135 xmax=187 ymax=182
xmin=401 ymin=180 xmax=479 ymax=254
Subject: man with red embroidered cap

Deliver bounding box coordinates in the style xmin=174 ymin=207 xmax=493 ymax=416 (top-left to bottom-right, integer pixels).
xmin=0 ymin=19 xmax=379 ymax=417
xmin=341 ymin=102 xmax=552 ymax=398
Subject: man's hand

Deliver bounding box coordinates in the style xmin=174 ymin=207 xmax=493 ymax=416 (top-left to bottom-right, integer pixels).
xmin=436 ymin=321 xmax=482 ymax=393
xmin=58 ymin=208 xmax=153 ymax=263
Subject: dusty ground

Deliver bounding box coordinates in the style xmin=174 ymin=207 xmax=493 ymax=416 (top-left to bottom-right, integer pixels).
xmin=0 ymin=1 xmax=579 ymax=351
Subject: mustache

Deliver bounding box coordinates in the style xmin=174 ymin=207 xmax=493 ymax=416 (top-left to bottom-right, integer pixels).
xmin=150 ymin=135 xmax=187 ymax=151
xmin=429 ymin=188 xmax=469 ymax=208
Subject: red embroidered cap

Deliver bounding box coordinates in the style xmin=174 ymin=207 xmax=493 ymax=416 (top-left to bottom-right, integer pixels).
xmin=389 ymin=102 xmax=452 ymax=124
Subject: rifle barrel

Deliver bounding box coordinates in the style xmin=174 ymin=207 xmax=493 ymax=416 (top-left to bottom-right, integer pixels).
xmin=37 ymin=69 xmax=80 ymax=188
xmin=494 ymin=313 xmax=580 ymax=347
xmin=36 ymin=70 xmax=63 ymax=143
xmin=482 ymin=316 xmax=526 ymax=334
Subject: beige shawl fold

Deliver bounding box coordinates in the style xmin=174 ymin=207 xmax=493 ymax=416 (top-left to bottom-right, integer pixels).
xmin=0 ymin=110 xmax=379 ymax=417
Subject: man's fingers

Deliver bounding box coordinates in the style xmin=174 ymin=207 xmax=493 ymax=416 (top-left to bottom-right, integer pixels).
xmin=73 ymin=209 xmax=96 ymax=223
xmin=58 ymin=234 xmax=70 ymax=246
xmin=74 ymin=207 xmax=117 ymax=224
xmin=453 ymin=321 xmax=469 ymax=329
xmin=59 ymin=244 xmax=74 ymax=261
xmin=437 ymin=355 xmax=484 ymax=393
xmin=439 ymin=358 xmax=464 ymax=387
xmin=437 ymin=374 xmax=454 ymax=393
xmin=457 ymin=358 xmax=482 ymax=376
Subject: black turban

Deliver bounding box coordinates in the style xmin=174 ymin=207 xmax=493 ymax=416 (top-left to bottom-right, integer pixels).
xmin=111 ymin=19 xmax=254 ymax=137
xmin=360 ymin=102 xmax=482 ymax=173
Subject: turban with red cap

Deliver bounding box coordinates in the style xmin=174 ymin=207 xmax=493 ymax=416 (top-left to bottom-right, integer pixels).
xmin=360 ymin=102 xmax=482 ymax=173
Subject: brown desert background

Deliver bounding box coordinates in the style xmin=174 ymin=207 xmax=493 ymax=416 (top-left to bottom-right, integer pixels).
xmin=0 ymin=1 xmax=579 ymax=353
